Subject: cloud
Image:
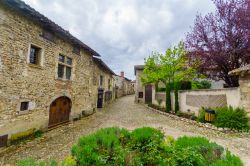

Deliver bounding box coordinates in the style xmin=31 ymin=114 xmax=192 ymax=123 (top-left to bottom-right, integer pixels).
xmin=23 ymin=0 xmax=215 ymax=79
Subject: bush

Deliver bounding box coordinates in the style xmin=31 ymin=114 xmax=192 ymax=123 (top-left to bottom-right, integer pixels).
xmin=210 ymin=151 xmax=243 ymax=166
xmin=62 ymin=156 xmax=76 ymax=166
xmin=175 ymin=136 xmax=224 ymax=164
xmin=71 ymin=127 xmax=130 ymax=165
xmin=19 ymin=127 xmax=244 ymax=166
xmin=192 ymin=80 xmax=211 ymax=89
xmin=129 ymin=127 xmax=165 ymax=165
xmin=197 ymin=108 xmax=206 ymax=123
xmin=214 ymin=106 xmax=250 ymax=130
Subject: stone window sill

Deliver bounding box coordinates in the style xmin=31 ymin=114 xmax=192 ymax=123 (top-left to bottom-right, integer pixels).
xmin=17 ymin=110 xmax=30 ymax=115
xmin=28 ymin=64 xmax=44 ymax=70
xmin=56 ymin=78 xmax=72 ymax=82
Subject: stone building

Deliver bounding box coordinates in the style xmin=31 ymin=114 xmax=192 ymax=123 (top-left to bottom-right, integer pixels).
xmin=134 ymin=65 xmax=153 ymax=104
xmin=0 ymin=0 xmax=105 ymax=146
xmin=229 ymin=64 xmax=250 ymax=117
xmin=92 ymin=57 xmax=115 ymax=108
xmin=114 ymin=72 xmax=134 ymax=98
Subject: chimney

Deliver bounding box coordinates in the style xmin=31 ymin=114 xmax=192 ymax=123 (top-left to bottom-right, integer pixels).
xmin=120 ymin=71 xmax=124 ymax=77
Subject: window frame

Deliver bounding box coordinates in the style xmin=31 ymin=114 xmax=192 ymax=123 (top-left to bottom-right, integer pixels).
xmin=57 ymin=54 xmax=73 ymax=81
xmin=99 ymin=75 xmax=104 ymax=87
xmin=26 ymin=43 xmax=44 ymax=69
xmin=28 ymin=43 xmax=44 ymax=67
xmin=17 ymin=101 xmax=32 ymax=115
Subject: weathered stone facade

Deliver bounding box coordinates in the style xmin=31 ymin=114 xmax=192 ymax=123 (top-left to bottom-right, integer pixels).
xmin=114 ymin=72 xmax=134 ymax=98
xmin=134 ymin=65 xmax=145 ymax=103
xmin=92 ymin=57 xmax=115 ymax=108
xmin=0 ymin=3 xmax=99 ymax=142
xmin=238 ymin=74 xmax=250 ymax=117
xmin=229 ymin=64 xmax=250 ymax=117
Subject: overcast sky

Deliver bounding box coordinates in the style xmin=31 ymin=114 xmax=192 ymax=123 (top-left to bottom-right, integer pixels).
xmin=23 ymin=0 xmax=215 ymax=79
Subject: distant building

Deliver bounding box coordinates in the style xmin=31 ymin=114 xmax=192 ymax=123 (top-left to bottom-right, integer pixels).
xmin=114 ymin=72 xmax=134 ymax=98
xmin=134 ymin=65 xmax=153 ymax=104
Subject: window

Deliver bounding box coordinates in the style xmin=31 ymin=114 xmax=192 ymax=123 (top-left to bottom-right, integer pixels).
xmin=108 ymin=79 xmax=111 ymax=90
xmin=57 ymin=54 xmax=73 ymax=80
xmin=73 ymin=45 xmax=80 ymax=55
xmin=138 ymin=92 xmax=143 ymax=98
xmin=20 ymin=102 xmax=29 ymax=111
xmin=100 ymin=75 xmax=103 ymax=86
xmin=42 ymin=30 xmax=55 ymax=42
xmin=29 ymin=45 xmax=42 ymax=65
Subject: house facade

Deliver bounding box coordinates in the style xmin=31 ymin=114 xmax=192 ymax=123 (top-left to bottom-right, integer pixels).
xmin=0 ymin=0 xmax=104 ymax=146
xmin=114 ymin=72 xmax=134 ymax=98
xmin=92 ymin=57 xmax=115 ymax=109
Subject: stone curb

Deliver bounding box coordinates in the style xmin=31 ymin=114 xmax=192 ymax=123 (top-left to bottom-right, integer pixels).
xmin=145 ymin=105 xmax=250 ymax=134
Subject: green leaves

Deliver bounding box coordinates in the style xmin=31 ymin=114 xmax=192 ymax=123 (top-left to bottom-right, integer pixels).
xmin=142 ymin=41 xmax=198 ymax=85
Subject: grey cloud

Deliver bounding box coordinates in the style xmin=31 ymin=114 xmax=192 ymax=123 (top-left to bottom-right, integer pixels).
xmin=23 ymin=0 xmax=215 ymax=79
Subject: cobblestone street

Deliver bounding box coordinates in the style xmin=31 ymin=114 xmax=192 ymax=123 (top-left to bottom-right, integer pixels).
xmin=1 ymin=95 xmax=250 ymax=165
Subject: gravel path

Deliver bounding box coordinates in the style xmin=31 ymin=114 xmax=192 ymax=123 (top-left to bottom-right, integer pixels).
xmin=0 ymin=95 xmax=250 ymax=165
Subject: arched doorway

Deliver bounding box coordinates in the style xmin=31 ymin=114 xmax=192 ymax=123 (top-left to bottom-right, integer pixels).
xmin=48 ymin=96 xmax=71 ymax=128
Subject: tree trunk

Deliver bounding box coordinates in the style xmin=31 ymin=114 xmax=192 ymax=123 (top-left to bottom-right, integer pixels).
xmin=174 ymin=82 xmax=180 ymax=113
xmin=165 ymin=83 xmax=171 ymax=112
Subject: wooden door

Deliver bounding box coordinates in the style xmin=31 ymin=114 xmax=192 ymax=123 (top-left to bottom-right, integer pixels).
xmin=97 ymin=89 xmax=104 ymax=108
xmin=145 ymin=85 xmax=152 ymax=104
xmin=49 ymin=96 xmax=71 ymax=128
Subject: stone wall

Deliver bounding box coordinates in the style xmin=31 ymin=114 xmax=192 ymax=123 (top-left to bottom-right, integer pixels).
xmin=153 ymin=88 xmax=240 ymax=115
xmin=0 ymin=6 xmax=95 ymax=139
xmin=92 ymin=62 xmax=115 ymax=108
xmin=239 ymin=73 xmax=250 ymax=117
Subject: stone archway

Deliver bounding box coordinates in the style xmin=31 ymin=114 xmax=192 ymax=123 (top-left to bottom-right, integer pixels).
xmin=48 ymin=96 xmax=71 ymax=128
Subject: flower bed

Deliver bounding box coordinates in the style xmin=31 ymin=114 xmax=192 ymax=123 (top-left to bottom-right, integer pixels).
xmin=146 ymin=104 xmax=250 ymax=134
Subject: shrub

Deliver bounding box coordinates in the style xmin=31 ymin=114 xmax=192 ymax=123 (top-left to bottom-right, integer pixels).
xmin=62 ymin=156 xmax=76 ymax=166
xmin=192 ymin=80 xmax=211 ymax=89
xmin=214 ymin=106 xmax=249 ymax=130
xmin=129 ymin=127 xmax=165 ymax=165
xmin=19 ymin=127 xmax=243 ymax=166
xmin=167 ymin=147 xmax=206 ymax=166
xmin=197 ymin=108 xmax=206 ymax=123
xmin=175 ymin=136 xmax=224 ymax=164
xmin=210 ymin=151 xmax=243 ymax=166
xmin=71 ymin=127 xmax=130 ymax=165
xmin=17 ymin=159 xmax=36 ymax=166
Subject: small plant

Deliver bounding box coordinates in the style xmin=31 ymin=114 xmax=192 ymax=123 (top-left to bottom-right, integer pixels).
xmin=17 ymin=159 xmax=58 ymax=166
xmin=214 ymin=106 xmax=249 ymax=130
xmin=192 ymin=80 xmax=211 ymax=89
xmin=175 ymin=136 xmax=224 ymax=164
xmin=197 ymin=107 xmax=206 ymax=123
xmin=34 ymin=130 xmax=43 ymax=138
xmin=17 ymin=159 xmax=36 ymax=166
xmin=62 ymin=156 xmax=76 ymax=166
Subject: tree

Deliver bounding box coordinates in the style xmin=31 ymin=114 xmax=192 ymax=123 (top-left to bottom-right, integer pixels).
xmin=141 ymin=42 xmax=198 ymax=112
xmin=186 ymin=0 xmax=250 ymax=87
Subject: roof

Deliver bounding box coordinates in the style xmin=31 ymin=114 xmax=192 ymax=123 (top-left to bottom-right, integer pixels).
xmin=1 ymin=0 xmax=100 ymax=57
xmin=228 ymin=64 xmax=250 ymax=75
xmin=134 ymin=65 xmax=144 ymax=75
xmin=93 ymin=57 xmax=115 ymax=75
